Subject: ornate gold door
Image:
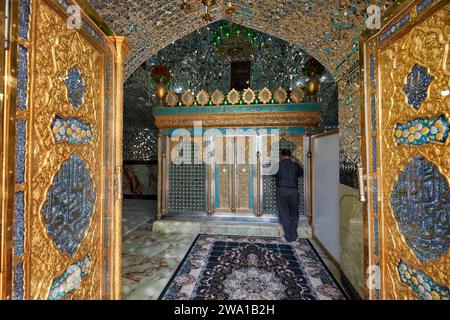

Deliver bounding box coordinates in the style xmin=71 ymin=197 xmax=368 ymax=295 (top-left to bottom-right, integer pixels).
xmin=214 ymin=135 xmax=254 ymax=214
xmin=0 ymin=0 xmax=128 ymax=300
xmin=362 ymin=0 xmax=449 ymax=299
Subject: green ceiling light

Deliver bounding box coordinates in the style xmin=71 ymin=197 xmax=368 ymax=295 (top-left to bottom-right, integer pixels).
xmin=213 ymin=21 xmax=257 ymax=61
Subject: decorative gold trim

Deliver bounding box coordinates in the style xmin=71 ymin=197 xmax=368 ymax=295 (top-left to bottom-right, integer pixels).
xmin=181 ymin=90 xmax=194 ymax=107
xmin=274 ymin=87 xmax=288 ymax=104
xmin=196 ymin=89 xmax=209 ymax=106
xmin=242 ymin=88 xmax=255 ymax=105
xmin=165 ymin=91 xmax=179 ymax=107
xmin=0 ymin=0 xmax=19 ymax=300
xmin=290 ymin=85 xmax=305 ymax=103
xmin=258 ymin=87 xmax=272 ymax=104
xmin=211 ymin=90 xmax=224 ymax=106
xmin=109 ymin=36 xmax=130 ymax=300
xmin=154 ymin=111 xmax=321 ymax=129
xmin=227 ymin=88 xmax=240 ymax=105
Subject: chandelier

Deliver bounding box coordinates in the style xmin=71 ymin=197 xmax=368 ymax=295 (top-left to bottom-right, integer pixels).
xmin=213 ymin=22 xmax=257 ymax=61
xmin=180 ymin=1 xmax=235 ymax=21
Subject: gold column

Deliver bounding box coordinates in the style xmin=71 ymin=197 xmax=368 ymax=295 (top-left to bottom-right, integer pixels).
xmin=109 ymin=36 xmax=130 ymax=300
xmin=0 ymin=0 xmax=18 ymax=300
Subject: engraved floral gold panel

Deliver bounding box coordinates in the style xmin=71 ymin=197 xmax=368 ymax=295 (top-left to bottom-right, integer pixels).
xmin=27 ymin=1 xmax=108 ymax=299
xmin=215 ymin=136 xmax=231 ymax=210
xmin=236 ymin=136 xmax=251 ymax=210
xmin=378 ymin=2 xmax=450 ymax=300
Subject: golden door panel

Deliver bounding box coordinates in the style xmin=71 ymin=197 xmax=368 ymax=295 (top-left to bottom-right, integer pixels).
xmin=215 ymin=136 xmax=232 ymax=211
xmin=23 ymin=0 xmax=112 ymax=299
xmin=235 ymin=136 xmax=252 ymax=211
xmin=375 ymin=0 xmax=450 ymax=300
xmin=214 ymin=136 xmax=253 ymax=213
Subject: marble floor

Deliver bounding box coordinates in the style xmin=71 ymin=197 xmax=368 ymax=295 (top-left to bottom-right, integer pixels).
xmin=122 ymin=199 xmax=156 ymax=236
xmin=122 ymin=223 xmax=198 ymax=299
xmin=121 ymin=199 xmax=345 ymax=300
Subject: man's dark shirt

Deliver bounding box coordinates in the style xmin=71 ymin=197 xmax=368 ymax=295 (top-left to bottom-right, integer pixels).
xmin=275 ymin=159 xmax=304 ymax=189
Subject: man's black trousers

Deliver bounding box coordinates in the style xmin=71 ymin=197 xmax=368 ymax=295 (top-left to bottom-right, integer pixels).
xmin=276 ymin=187 xmax=300 ymax=242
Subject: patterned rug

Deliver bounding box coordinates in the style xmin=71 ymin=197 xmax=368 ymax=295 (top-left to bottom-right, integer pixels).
xmin=159 ymin=235 xmax=347 ymax=300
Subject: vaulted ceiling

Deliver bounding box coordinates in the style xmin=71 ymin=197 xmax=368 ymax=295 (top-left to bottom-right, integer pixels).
xmin=90 ymin=0 xmax=396 ymax=80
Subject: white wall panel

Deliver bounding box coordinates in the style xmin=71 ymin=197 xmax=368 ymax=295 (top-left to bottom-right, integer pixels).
xmin=312 ymin=132 xmax=340 ymax=262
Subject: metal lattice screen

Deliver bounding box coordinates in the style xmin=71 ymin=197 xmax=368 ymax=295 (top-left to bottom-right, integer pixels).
xmin=167 ymin=163 xmax=207 ymax=215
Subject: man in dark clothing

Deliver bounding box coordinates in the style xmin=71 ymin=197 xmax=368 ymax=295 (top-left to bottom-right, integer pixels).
xmin=275 ymin=149 xmax=304 ymax=242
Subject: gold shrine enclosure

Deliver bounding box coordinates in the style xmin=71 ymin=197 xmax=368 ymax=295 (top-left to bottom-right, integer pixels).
xmin=361 ymin=0 xmax=450 ymax=300
xmin=0 ymin=0 xmax=129 ymax=299
xmin=153 ymin=104 xmax=320 ymax=219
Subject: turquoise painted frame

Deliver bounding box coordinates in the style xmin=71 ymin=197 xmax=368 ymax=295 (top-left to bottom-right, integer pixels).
xmin=152 ymin=103 xmax=321 ymax=116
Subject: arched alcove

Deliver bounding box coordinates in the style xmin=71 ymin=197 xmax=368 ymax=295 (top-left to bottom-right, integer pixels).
xmin=123 ymin=20 xmax=338 ymax=130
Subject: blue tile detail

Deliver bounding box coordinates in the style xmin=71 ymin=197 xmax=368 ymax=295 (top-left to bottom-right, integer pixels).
xmin=373 ymin=177 xmax=378 ymax=215
xmin=398 ymin=260 xmax=449 ymax=300
xmin=371 ymin=95 xmax=376 ymax=130
xmin=82 ymin=21 xmax=105 ymax=45
xmin=15 ymin=119 xmax=26 ymax=184
xmin=17 ymin=45 xmax=28 ymax=111
xmin=372 ymin=137 xmax=377 ymax=172
xmin=390 ymin=154 xmax=450 ymax=264
xmin=51 ymin=115 xmax=93 ymax=145
xmin=417 ymin=0 xmax=433 ymax=12
xmin=374 ymin=217 xmax=379 ymax=257
xmin=19 ymin=0 xmax=31 ymax=40
xmin=369 ymin=54 xmax=376 ymax=88
xmin=13 ymin=263 xmax=24 ymax=300
xmin=403 ymin=64 xmax=433 ymax=111
xmin=394 ymin=115 xmax=449 ymax=146
xmin=381 ymin=13 xmax=410 ymax=42
xmin=14 ymin=191 xmax=25 ymax=257
xmin=48 ymin=256 xmax=91 ymax=300
xmin=42 ymin=153 xmax=95 ymax=257
xmin=63 ymin=66 xmax=86 ymax=110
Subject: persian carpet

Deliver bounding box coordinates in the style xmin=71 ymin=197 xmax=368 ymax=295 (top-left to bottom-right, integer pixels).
xmin=159 ymin=235 xmax=347 ymax=300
